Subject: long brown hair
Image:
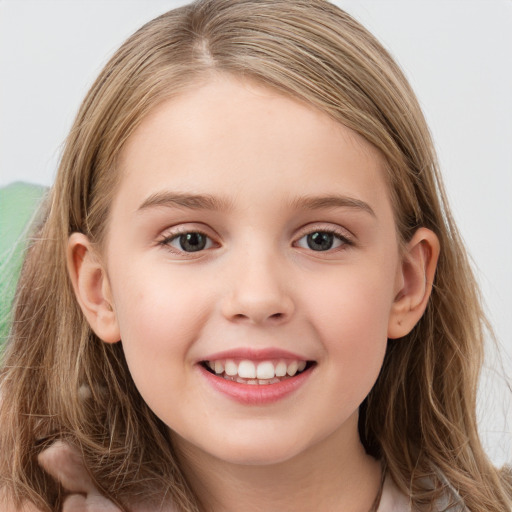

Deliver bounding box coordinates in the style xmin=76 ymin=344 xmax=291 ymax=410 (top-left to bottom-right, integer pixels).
xmin=1 ymin=1 xmax=510 ymax=510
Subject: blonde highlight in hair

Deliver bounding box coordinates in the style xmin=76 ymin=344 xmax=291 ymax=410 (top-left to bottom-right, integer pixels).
xmin=1 ymin=1 xmax=510 ymax=510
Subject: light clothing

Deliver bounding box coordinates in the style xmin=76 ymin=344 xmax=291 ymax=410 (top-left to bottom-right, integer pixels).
xmin=377 ymin=473 xmax=468 ymax=512
xmin=377 ymin=475 xmax=411 ymax=511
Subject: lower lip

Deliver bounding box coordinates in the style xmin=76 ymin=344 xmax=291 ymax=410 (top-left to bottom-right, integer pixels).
xmin=198 ymin=365 xmax=313 ymax=405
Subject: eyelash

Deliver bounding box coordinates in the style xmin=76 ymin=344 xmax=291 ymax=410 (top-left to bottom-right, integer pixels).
xmin=158 ymin=226 xmax=354 ymax=255
xmin=158 ymin=228 xmax=215 ymax=255
xmin=293 ymin=227 xmax=353 ymax=252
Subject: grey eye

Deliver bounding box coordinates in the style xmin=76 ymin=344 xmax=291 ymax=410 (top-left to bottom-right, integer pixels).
xmin=296 ymin=231 xmax=344 ymax=251
xmin=169 ymin=232 xmax=212 ymax=252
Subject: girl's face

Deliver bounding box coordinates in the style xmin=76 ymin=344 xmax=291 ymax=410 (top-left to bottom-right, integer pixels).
xmin=102 ymin=76 xmax=404 ymax=466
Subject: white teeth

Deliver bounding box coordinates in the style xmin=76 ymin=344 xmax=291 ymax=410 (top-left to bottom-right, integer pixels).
xmin=225 ymin=360 xmax=238 ymax=376
xmin=206 ymin=358 xmax=310 ymax=382
xmin=256 ymin=361 xmax=275 ymax=380
xmin=238 ymin=360 xmax=257 ymax=379
xmin=287 ymin=361 xmax=299 ymax=376
xmin=275 ymin=361 xmax=287 ymax=377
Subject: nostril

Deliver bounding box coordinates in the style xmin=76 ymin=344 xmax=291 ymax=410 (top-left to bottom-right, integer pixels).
xmin=230 ymin=311 xmax=285 ymax=323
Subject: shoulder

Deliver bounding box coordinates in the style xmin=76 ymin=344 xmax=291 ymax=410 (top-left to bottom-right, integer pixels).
xmin=377 ymin=474 xmax=411 ymax=512
xmin=377 ymin=473 xmax=469 ymax=512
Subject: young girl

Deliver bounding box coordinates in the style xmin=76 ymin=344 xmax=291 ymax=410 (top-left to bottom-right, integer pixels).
xmin=1 ymin=1 xmax=510 ymax=511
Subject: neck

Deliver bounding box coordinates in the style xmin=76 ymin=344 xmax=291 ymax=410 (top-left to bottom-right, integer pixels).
xmin=173 ymin=413 xmax=382 ymax=512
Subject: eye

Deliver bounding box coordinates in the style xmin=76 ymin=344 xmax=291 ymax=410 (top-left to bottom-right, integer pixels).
xmin=295 ymin=230 xmax=349 ymax=251
xmin=164 ymin=232 xmax=214 ymax=253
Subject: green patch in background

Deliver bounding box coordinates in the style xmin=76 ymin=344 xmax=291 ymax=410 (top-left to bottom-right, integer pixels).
xmin=0 ymin=182 xmax=47 ymax=346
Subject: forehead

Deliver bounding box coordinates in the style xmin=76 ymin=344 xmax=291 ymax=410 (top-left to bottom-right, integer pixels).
xmin=115 ymin=75 xmax=390 ymax=215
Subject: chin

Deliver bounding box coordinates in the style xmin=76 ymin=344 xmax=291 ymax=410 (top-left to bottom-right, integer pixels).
xmin=205 ymin=432 xmax=315 ymax=467
xmin=216 ymin=448 xmax=301 ymax=467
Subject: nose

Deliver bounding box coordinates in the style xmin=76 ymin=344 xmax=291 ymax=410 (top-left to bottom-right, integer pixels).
xmin=220 ymin=250 xmax=295 ymax=325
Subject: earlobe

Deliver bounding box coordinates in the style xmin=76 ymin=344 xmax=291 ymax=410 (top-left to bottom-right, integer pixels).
xmin=388 ymin=227 xmax=440 ymax=339
xmin=67 ymin=233 xmax=121 ymax=344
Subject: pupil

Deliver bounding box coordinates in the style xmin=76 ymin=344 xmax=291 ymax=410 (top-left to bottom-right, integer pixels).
xmin=307 ymin=232 xmax=333 ymax=251
xmin=180 ymin=233 xmax=206 ymax=252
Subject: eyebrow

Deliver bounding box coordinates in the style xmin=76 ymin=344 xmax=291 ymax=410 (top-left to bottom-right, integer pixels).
xmin=137 ymin=191 xmax=233 ymax=212
xmin=137 ymin=191 xmax=375 ymax=217
xmin=289 ymin=195 xmax=376 ymax=217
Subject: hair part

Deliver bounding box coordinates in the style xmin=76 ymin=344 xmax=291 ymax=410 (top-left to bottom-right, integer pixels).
xmin=1 ymin=1 xmax=510 ymax=510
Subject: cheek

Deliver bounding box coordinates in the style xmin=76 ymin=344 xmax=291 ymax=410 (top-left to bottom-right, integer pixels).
xmin=307 ymin=259 xmax=395 ymax=331
xmin=317 ymin=289 xmax=390 ymax=365
xmin=302 ymin=262 xmax=396 ymax=392
xmin=108 ymin=264 xmax=222 ymax=422
xmin=108 ymin=270 xmax=207 ymax=414
xmin=112 ymin=261 xmax=198 ymax=335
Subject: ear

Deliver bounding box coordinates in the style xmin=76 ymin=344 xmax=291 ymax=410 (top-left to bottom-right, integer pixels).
xmin=388 ymin=227 xmax=440 ymax=339
xmin=67 ymin=233 xmax=121 ymax=344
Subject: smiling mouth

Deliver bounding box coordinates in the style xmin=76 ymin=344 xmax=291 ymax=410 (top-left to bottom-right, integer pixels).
xmin=201 ymin=358 xmax=316 ymax=385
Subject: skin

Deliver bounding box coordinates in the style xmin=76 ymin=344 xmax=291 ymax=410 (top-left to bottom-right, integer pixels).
xmin=68 ymin=75 xmax=439 ymax=512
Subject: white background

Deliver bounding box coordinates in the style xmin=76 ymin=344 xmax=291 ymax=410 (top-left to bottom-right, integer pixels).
xmin=0 ymin=0 xmax=511 ymax=465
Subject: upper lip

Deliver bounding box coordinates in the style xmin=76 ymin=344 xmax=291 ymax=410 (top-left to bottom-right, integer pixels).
xmin=198 ymin=347 xmax=312 ymax=363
